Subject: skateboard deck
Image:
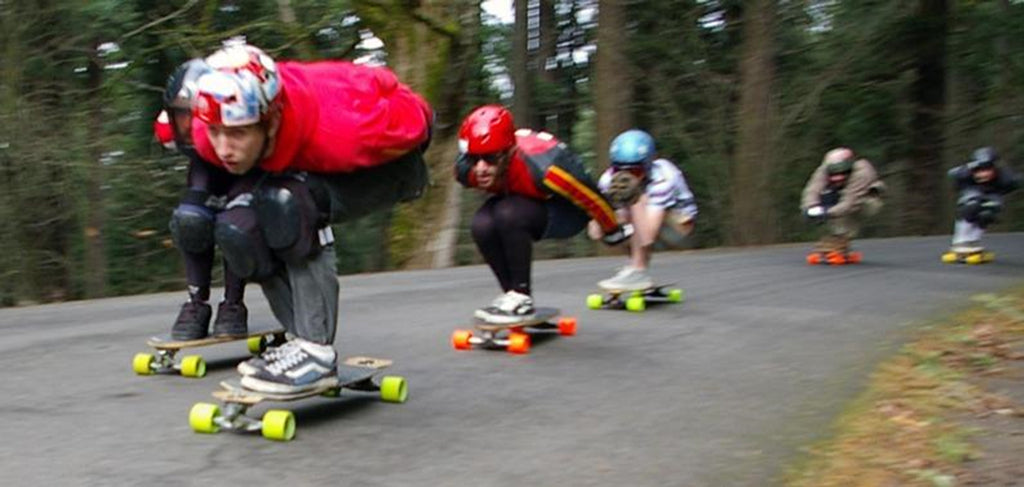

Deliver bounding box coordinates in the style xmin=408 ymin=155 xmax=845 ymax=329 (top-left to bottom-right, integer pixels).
xmin=587 ymin=283 xmax=683 ymax=312
xmin=133 ymin=326 xmax=286 ymax=378
xmin=189 ymin=356 xmax=407 ymax=441
xmin=806 ymin=250 xmax=862 ymax=266
xmin=451 ymin=307 xmax=576 ymax=354
xmin=941 ymin=250 xmax=995 ymax=265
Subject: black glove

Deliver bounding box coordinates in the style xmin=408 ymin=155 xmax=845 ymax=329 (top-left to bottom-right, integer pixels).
xmin=804 ymin=205 xmax=827 ymax=225
xmin=601 ymin=223 xmax=634 ymax=246
xmin=605 ymin=171 xmax=643 ymax=208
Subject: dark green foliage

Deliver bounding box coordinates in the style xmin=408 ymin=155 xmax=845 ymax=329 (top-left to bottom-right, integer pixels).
xmin=3 ymin=0 xmax=1024 ymax=306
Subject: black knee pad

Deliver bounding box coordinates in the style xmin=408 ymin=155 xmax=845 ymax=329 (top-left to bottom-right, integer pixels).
xmin=169 ymin=204 xmax=215 ymax=253
xmin=214 ymin=202 xmax=277 ymax=281
xmin=257 ymin=179 xmax=322 ymax=265
xmin=957 ymin=192 xmax=984 ymax=223
xmin=976 ymin=199 xmax=1001 ymax=228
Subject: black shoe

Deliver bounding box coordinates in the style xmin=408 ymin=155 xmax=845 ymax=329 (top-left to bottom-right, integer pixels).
xmin=171 ymin=301 xmax=212 ymax=341
xmin=211 ymin=301 xmax=248 ymax=338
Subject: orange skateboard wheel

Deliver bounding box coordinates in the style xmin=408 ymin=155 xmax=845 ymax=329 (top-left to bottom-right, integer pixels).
xmin=507 ymin=332 xmax=531 ymax=354
xmin=451 ymin=330 xmax=473 ymax=350
xmin=847 ymin=252 xmax=862 ymax=264
xmin=557 ymin=317 xmax=577 ymax=336
xmin=806 ymin=253 xmax=821 ymax=265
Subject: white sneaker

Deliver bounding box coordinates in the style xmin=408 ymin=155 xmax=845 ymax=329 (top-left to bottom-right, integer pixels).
xmin=951 ymin=241 xmax=983 ymax=254
xmin=599 ymin=265 xmax=654 ymax=291
xmin=236 ymin=340 xmax=299 ymax=376
xmin=240 ymin=338 xmax=338 ymax=394
xmin=474 ymin=290 xmax=536 ymax=324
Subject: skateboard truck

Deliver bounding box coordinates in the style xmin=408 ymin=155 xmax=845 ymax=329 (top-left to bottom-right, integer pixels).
xmin=133 ymin=330 xmax=287 ymax=378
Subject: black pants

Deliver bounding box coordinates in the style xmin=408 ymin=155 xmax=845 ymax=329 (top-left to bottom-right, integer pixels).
xmin=471 ymin=194 xmax=588 ymax=295
xmin=177 ymin=159 xmax=245 ymax=303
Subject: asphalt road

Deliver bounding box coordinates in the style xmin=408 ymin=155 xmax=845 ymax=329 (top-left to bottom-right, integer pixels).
xmin=1 ymin=233 xmax=1022 ymax=486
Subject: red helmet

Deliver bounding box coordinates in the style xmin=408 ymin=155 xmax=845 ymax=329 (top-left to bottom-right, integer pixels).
xmin=153 ymin=110 xmax=175 ymax=149
xmin=458 ymin=105 xmax=516 ymax=154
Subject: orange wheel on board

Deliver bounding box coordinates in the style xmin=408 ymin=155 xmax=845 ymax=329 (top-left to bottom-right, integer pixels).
xmin=847 ymin=252 xmax=862 ymax=264
xmin=827 ymin=254 xmax=846 ymax=265
xmin=451 ymin=330 xmax=473 ymax=350
xmin=507 ymin=332 xmax=531 ymax=354
xmin=557 ymin=317 xmax=578 ymax=336
xmin=807 ymin=253 xmax=821 ymax=265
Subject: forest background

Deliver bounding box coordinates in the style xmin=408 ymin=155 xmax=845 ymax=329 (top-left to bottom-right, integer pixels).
xmin=0 ymin=0 xmax=1021 ymax=306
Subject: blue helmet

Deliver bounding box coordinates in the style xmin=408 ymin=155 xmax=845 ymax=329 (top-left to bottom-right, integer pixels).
xmin=609 ymin=129 xmax=656 ymax=167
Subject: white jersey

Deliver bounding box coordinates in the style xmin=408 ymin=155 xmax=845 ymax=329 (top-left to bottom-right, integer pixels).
xmin=598 ymin=158 xmax=697 ymax=217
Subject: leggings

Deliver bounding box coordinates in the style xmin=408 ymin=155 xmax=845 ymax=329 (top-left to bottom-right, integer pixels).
xmin=179 ymin=158 xmax=246 ymax=303
xmin=471 ymin=195 xmax=547 ymax=295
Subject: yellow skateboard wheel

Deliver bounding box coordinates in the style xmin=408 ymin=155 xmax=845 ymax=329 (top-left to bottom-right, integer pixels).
xmin=180 ymin=355 xmax=207 ymax=378
xmin=966 ymin=254 xmax=983 ymax=265
xmin=189 ymin=402 xmax=221 ymax=434
xmin=262 ymin=410 xmax=296 ymax=441
xmin=667 ymin=289 xmax=684 ymax=303
xmin=626 ymin=295 xmax=646 ymax=312
xmin=247 ymin=336 xmax=266 ymax=355
xmin=380 ymin=376 xmax=409 ymax=403
xmin=132 ymin=353 xmax=155 ymax=376
xmin=941 ymin=252 xmax=957 ymax=264
xmin=586 ymin=294 xmax=603 ymax=310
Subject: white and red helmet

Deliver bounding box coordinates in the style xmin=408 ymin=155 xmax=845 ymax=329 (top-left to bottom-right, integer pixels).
xmin=193 ymin=38 xmax=280 ymax=127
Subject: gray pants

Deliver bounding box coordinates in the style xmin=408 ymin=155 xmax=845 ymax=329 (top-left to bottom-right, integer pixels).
xmin=259 ymin=246 xmax=339 ymax=345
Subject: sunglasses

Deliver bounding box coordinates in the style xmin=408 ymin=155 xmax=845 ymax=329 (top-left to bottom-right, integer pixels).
xmin=469 ymin=152 xmax=505 ymax=165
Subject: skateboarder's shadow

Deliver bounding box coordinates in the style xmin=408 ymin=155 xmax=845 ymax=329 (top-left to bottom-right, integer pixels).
xmin=204 ymin=357 xmax=257 ymax=373
xmin=290 ymin=396 xmax=379 ymax=427
xmin=527 ymin=331 xmax=559 ymax=348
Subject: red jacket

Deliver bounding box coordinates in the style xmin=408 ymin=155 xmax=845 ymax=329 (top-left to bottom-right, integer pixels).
xmin=194 ymin=61 xmax=432 ymax=173
xmin=456 ymin=130 xmax=619 ymax=233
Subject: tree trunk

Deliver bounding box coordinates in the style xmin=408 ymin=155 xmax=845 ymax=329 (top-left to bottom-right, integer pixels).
xmin=904 ymin=0 xmax=948 ymax=235
xmin=276 ymin=0 xmax=316 ymax=58
xmin=511 ymin=0 xmax=533 ymax=126
xmin=729 ymin=0 xmax=778 ymax=245
xmin=354 ymin=0 xmax=482 ymax=269
xmin=594 ymin=0 xmax=632 ymax=171
xmin=83 ymin=42 xmax=107 ymax=298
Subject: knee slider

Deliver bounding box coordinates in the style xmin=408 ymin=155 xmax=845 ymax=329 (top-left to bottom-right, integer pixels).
xmin=169 ymin=204 xmax=214 ymax=253
xmin=214 ymin=206 xmax=277 ymax=281
xmin=257 ymin=182 xmax=321 ymax=265
xmin=957 ymin=197 xmax=983 ymax=222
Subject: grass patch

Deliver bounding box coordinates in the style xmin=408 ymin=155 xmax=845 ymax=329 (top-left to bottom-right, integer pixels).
xmin=785 ymin=288 xmax=1024 ymax=487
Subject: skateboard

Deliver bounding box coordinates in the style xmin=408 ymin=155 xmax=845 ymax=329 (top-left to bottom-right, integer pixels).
xmin=806 ymin=250 xmax=862 ymax=266
xmin=587 ymin=284 xmax=683 ymax=312
xmin=941 ymin=249 xmax=995 ymax=265
xmin=189 ymin=356 xmax=407 ymax=441
xmin=133 ymin=326 xmax=287 ymax=378
xmin=451 ymin=307 xmax=576 ymax=354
